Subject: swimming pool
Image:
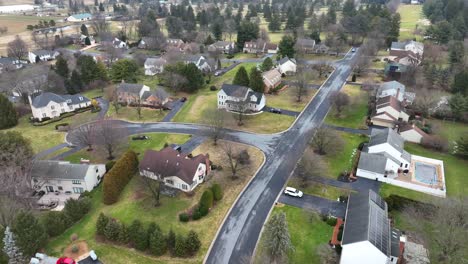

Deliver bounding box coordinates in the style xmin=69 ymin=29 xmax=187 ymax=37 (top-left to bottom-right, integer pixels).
xmin=414 ymin=162 xmax=438 ymax=185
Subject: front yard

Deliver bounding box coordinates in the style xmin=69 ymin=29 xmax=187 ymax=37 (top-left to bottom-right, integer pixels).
xmin=325 ymin=84 xmax=368 ymax=129
xmin=106 ymin=105 xmax=168 ymax=122
xmin=46 ymin=139 xmax=264 ymax=264
xmin=266 ymin=86 xmax=316 ymax=112
xmin=254 ymin=205 xmax=333 ymax=264
xmin=288 ymin=179 xmax=352 ymax=200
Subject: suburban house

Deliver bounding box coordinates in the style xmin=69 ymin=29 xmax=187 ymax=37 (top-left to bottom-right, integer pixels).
xmin=112 ymin=38 xmax=127 ymax=49
xmin=208 ymin=41 xmax=235 ymax=54
xmin=144 ymin=57 xmax=167 ymax=75
xmin=390 ymin=40 xmax=424 ymax=65
xmin=262 ymin=68 xmax=282 ymax=93
xmin=398 ymin=124 xmax=428 ymax=144
xmin=138 ymin=37 xmax=157 ymax=49
xmin=184 ymin=55 xmax=212 ymax=72
xmin=141 ymin=88 xmax=169 ymax=107
xmin=377 ymin=81 xmax=415 ymax=104
xmin=277 ymin=56 xmax=297 ymax=75
xmin=28 ymin=49 xmax=59 ymax=63
xmin=384 ymin=62 xmax=408 ymax=80
xmin=217 ymin=84 xmax=266 ymax=112
xmin=116 ymin=83 xmax=150 ymax=104
xmin=340 ymin=190 xmax=403 ymax=264
xmin=166 ymin=38 xmax=185 ymax=51
xmin=67 ymin=13 xmax=92 ymax=22
xmin=0 ymin=57 xmax=24 ymax=72
xmin=370 ymin=95 xmax=410 ymax=128
xmin=357 ymin=128 xmax=412 ymax=180
xmin=31 ymin=160 xmax=106 ymax=194
xmin=28 ymin=92 xmax=91 ymax=121
xmin=295 ymin=38 xmax=316 ymax=53
xmin=139 ymin=147 xmax=210 ymax=192
xmin=243 ymin=40 xmax=278 ymax=54
xmin=313 ymin=43 xmax=330 ymax=54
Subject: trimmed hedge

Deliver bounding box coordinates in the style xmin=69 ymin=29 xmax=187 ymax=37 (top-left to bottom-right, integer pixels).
xmin=211 ymin=184 xmax=223 ymax=201
xmin=103 ymin=151 xmax=139 ymax=205
xmin=41 ymin=197 xmax=91 ymax=237
xmin=199 ymin=189 xmax=214 ymax=212
xmin=179 ymin=213 xmax=189 ymax=222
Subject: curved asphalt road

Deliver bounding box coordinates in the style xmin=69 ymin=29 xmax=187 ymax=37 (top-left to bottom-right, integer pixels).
xmin=205 ymin=50 xmax=357 ymax=263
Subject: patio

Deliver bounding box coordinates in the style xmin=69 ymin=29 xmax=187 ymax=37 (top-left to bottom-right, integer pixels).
xmin=37 ymin=192 xmax=80 ymax=211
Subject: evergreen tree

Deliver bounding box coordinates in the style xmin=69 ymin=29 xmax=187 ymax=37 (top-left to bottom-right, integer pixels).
xmin=181 ymin=63 xmax=205 ymax=93
xmin=11 ymin=211 xmax=47 ymax=258
xmin=326 ymin=4 xmax=337 ymax=24
xmin=268 ymin=12 xmax=281 ymax=32
xmin=99 ymin=2 xmax=104 ymax=12
xmin=0 ymin=94 xmax=18 ymax=129
xmin=249 ymin=68 xmax=265 ymax=93
xmin=167 ymin=229 xmax=176 ymax=254
xmin=41 ymin=211 xmax=67 ymax=237
xmin=149 ymin=228 xmax=167 ymax=256
xmin=84 ymin=36 xmax=91 ymax=45
xmin=104 ymin=220 xmax=121 ymax=241
xmin=212 ymin=22 xmax=223 ymax=41
xmin=233 ymin=66 xmax=250 ymax=87
xmin=184 ymin=6 xmax=196 ymax=32
xmin=94 ymin=0 xmax=98 ymax=6
xmin=204 ymin=35 xmax=215 ymax=45
xmin=3 ymin=226 xmax=23 ymax=264
xmin=80 ymin=24 xmax=89 ymax=36
xmin=185 ymin=230 xmax=201 ymax=256
xmin=278 ymin=35 xmax=296 ymax=58
xmin=96 ymin=213 xmax=109 ymax=236
xmin=452 ymin=69 xmax=468 ymax=95
xmin=342 ymin=0 xmax=356 ymax=18
xmin=69 ymin=70 xmax=83 ymax=93
xmin=449 ymin=41 xmax=464 ymax=65
xmin=263 ymin=3 xmax=272 ymax=21
xmin=236 ymin=20 xmax=259 ymax=49
xmin=110 ymin=59 xmax=139 ymax=83
xmin=174 ymin=234 xmax=187 ymax=257
xmin=263 ymin=212 xmax=294 ymax=262
xmin=456 ymin=136 xmax=468 ymax=158
xmin=129 ymin=220 xmax=142 ymax=245
xmin=55 ymin=55 xmax=69 ymax=78
xmin=261 ymin=57 xmax=273 ymax=72
xmin=118 ymin=224 xmax=130 ymax=244
xmin=386 ymin=13 xmax=400 ymax=46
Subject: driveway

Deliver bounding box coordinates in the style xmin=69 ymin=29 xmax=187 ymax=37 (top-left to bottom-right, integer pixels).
xmin=162 ymin=100 xmax=185 ymax=122
xmin=215 ymin=62 xmax=240 ymax=76
xmin=180 ymin=136 xmax=207 ymax=153
xmin=278 ymin=194 xmax=347 ymax=218
xmin=325 ymin=124 xmax=370 ymax=135
xmin=96 ymin=97 xmax=109 ymax=119
xmin=306 ymin=175 xmax=381 ymax=193
xmin=262 ymin=106 xmax=300 ymax=117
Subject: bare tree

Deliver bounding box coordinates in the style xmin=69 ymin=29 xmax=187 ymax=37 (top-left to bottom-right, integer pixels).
xmin=7 ymin=36 xmax=28 ymax=61
xmin=94 ymin=119 xmax=128 ymax=160
xmin=101 ymin=42 xmax=123 ymax=68
xmin=330 ymin=91 xmax=350 ymax=117
xmin=403 ymin=197 xmax=468 ymax=264
xmin=310 ymin=126 xmax=345 ymax=155
xmin=234 ymin=100 xmax=249 ymax=126
xmin=295 ymin=148 xmax=327 ymax=188
xmin=204 ymin=108 xmax=227 ymax=145
xmin=412 ymin=88 xmax=439 ymax=117
xmin=140 ymin=174 xmax=164 ymax=207
xmin=221 ymin=142 xmax=250 ymax=179
xmin=316 ymin=244 xmax=339 ymax=264
xmin=153 ymin=88 xmax=169 ymax=114
xmin=259 ymin=28 xmax=270 ymax=42
xmin=91 ymin=13 xmax=110 ymax=37
xmin=294 ymin=66 xmax=314 ymax=102
xmin=106 ymin=85 xmax=121 ymax=114
xmin=224 ymin=19 xmax=237 ymax=41
xmin=69 ymin=123 xmax=96 ymax=150
xmin=313 ymin=61 xmax=332 ymax=78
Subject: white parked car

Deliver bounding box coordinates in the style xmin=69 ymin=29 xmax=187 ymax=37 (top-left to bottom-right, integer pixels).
xmin=284 ymin=187 xmax=303 ymax=198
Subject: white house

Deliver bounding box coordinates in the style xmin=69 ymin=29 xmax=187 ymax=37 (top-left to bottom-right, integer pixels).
xmin=144 ymin=57 xmax=167 ymax=75
xmin=208 ymin=41 xmax=235 ymax=54
xmin=390 ymin=40 xmax=424 ymax=65
xmin=356 ymin=128 xmax=411 ymax=181
xmin=31 ymin=160 xmax=106 ymax=194
xmin=139 ymin=147 xmax=210 ymax=192
xmin=28 ymin=50 xmax=59 ymax=63
xmin=377 ymin=81 xmax=415 ymax=104
xmin=398 ymin=124 xmax=428 ymax=144
xmin=277 ymin=56 xmax=297 ymax=75
xmin=28 ymin=92 xmax=91 ymax=121
xmin=371 ymin=95 xmax=409 ymax=128
xmin=112 ymin=38 xmax=127 ymax=49
xmin=67 ymin=13 xmax=92 ymax=22
xmin=184 ymin=55 xmax=212 ymax=72
xmin=243 ymin=40 xmax=278 ymax=54
xmin=0 ymin=57 xmax=25 ymax=73
xmin=217 ymin=84 xmax=266 ymax=112
xmin=340 ymin=190 xmax=402 ymax=264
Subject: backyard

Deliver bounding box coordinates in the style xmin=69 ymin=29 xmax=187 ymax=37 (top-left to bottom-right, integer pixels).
xmin=254 ymin=205 xmax=333 ymax=264
xmin=325 ymin=84 xmax=368 ymax=129
xmin=46 ymin=139 xmax=264 ymax=264
xmin=397 ymin=5 xmax=428 ymax=41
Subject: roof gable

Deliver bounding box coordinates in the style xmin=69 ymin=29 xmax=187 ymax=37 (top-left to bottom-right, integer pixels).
xmin=221 ymin=84 xmax=251 ymax=98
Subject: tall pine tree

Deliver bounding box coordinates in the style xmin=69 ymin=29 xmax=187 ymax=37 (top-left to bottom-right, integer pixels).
xmin=11 ymin=212 xmax=47 ymax=258
xmin=55 ymin=56 xmax=69 ymax=78
xmin=233 ymin=66 xmax=250 ymax=87
xmin=249 ymin=68 xmax=265 ymax=93
xmin=0 ymin=94 xmax=18 ymax=129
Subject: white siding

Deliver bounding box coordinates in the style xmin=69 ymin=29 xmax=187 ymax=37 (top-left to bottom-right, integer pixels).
xmin=400 ymin=129 xmax=423 ymax=143
xmin=340 ymin=241 xmax=388 ymax=264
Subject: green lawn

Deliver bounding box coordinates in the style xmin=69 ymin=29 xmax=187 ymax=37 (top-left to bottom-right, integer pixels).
xmin=288 ymin=179 xmax=352 ymax=200
xmin=266 ymin=88 xmax=316 ymax=112
xmin=397 ymin=5 xmax=427 ymax=41
xmin=325 ymin=85 xmax=368 ymax=129
xmin=82 ymin=88 xmax=105 ymax=99
xmin=430 ymin=119 xmax=468 ymax=148
xmin=106 ymin=105 xmax=167 ymax=122
xmin=254 ymin=205 xmax=333 ymax=264
xmin=324 ymin=132 xmax=368 ymax=179
xmin=65 ymin=133 xmax=191 ymax=163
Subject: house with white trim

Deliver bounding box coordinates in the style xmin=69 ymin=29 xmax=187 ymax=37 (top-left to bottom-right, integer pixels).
xmin=262 ymin=68 xmax=282 ymax=93
xmin=144 ymin=57 xmax=167 ymax=75
xmin=31 ymin=160 xmax=106 ymax=194
xmin=28 ymin=92 xmax=91 ymax=121
xmin=184 ymin=54 xmax=212 ymax=72
xmin=370 ymin=95 xmax=409 ymax=128
xmin=243 ymin=40 xmax=278 ymax=54
xmin=116 ymin=83 xmax=150 ymax=104
xmin=139 ymin=147 xmax=210 ymax=192
xmin=217 ymin=84 xmax=266 ymax=112
xmin=277 ymin=56 xmax=297 ymax=75
xmin=398 ymin=124 xmax=428 ymax=144
xmin=28 ymin=49 xmax=59 ymax=63
xmin=67 ymin=13 xmax=92 ymax=22
xmin=389 ymin=40 xmax=424 ymax=66
xmin=376 ymin=81 xmax=415 ymax=104
xmin=208 ymin=41 xmax=235 ymax=54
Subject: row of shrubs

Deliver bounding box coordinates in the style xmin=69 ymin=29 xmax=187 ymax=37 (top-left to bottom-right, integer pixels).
xmin=31 ymin=106 xmax=93 ymax=126
xmin=179 ymin=184 xmax=223 ymax=222
xmin=103 ymin=151 xmax=139 ymax=205
xmin=96 ymin=214 xmax=201 ymax=257
xmin=41 ymin=197 xmax=92 ymax=237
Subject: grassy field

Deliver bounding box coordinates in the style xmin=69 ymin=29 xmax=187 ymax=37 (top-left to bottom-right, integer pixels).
xmin=266 ymin=87 xmax=316 ymax=112
xmin=430 ymin=119 xmax=468 ymax=148
xmin=254 ymin=205 xmax=333 ymax=264
xmin=325 ymin=85 xmax=368 ymax=129
xmin=324 ymin=132 xmax=367 ymax=179
xmin=64 ymin=133 xmax=191 ymax=163
xmin=397 ymin=5 xmax=427 ymax=41
xmin=5 ymin=111 xmax=98 ymax=154
xmin=47 ymin=140 xmax=264 ymax=264
xmin=106 ymin=105 xmax=167 ymax=122
xmin=288 ymin=179 xmax=352 ymax=200
xmin=0 ymin=14 xmax=63 ymax=34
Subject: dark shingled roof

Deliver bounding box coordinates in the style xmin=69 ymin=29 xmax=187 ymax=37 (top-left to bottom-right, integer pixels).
xmin=278 ymin=56 xmax=292 ymax=65
xmin=247 ymin=91 xmax=264 ymax=104
xmin=31 ymin=92 xmax=89 ymax=108
xmin=221 ymin=84 xmax=251 ymax=98
xmin=357 ymin=152 xmax=388 ymax=174
xmin=376 ymin=95 xmax=401 ymax=112
xmin=342 ymin=190 xmax=391 ymax=256
xmin=139 ymin=147 xmax=209 ymax=185
xmin=117 ymin=83 xmax=145 ymax=94
xmin=369 ymin=128 xmax=404 ymax=152
xmin=31 ymin=160 xmax=97 ymax=180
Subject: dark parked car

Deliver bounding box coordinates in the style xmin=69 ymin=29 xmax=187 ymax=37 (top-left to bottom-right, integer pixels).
xmin=132 ymin=135 xmax=149 ymax=140
xmin=180 ymin=97 xmax=187 ymax=102
xmin=269 ymin=108 xmax=282 ymax=114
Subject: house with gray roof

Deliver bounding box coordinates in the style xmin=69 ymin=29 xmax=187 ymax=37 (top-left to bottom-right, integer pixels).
xmin=208 ymin=40 xmax=235 ymax=54
xmin=144 ymin=57 xmax=167 ymax=75
xmin=116 ymin=83 xmax=150 ymax=104
xmin=0 ymin=57 xmax=24 ymax=72
xmin=340 ymin=190 xmax=402 ymax=264
xmin=184 ymin=54 xmax=212 ymax=72
xmin=377 ymin=81 xmax=415 ymax=104
xmin=295 ymin=38 xmax=316 ymax=53
xmin=31 ymin=160 xmax=106 ymax=194
xmin=356 ymin=128 xmax=411 ymax=180
xmin=28 ymin=92 xmax=91 ymax=121
xmin=277 ymin=56 xmax=297 ymax=75
xmin=28 ymin=49 xmax=59 ymax=63
xmin=390 ymin=40 xmax=424 ymax=65
xmin=217 ymin=84 xmax=266 ymax=112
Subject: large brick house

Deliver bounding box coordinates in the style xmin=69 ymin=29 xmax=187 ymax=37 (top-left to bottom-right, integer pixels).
xmin=116 ymin=83 xmax=150 ymax=104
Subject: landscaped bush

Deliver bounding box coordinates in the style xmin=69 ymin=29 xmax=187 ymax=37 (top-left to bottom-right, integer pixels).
xmin=210 ymin=85 xmax=217 ymax=91
xmin=174 ymin=234 xmax=188 ymax=257
xmin=192 ymin=210 xmax=202 ymax=220
xmin=42 ymin=198 xmax=92 ymax=238
xmin=104 ymin=219 xmax=121 ymax=241
xmin=179 ymin=212 xmax=189 ymax=222
xmin=421 ymin=136 xmax=449 ymax=152
xmin=118 ymin=224 xmax=130 ymax=244
xmin=384 ymin=195 xmax=424 ymax=211
xmin=103 ymin=151 xmax=139 ymax=205
xmin=105 ymin=160 xmax=116 ymax=171
xmin=149 ymin=227 xmax=167 ymax=256
xmin=41 ymin=211 xmax=68 ymax=237
xmin=63 ymin=197 xmax=92 ymax=223
xmin=185 ymin=231 xmax=201 ymax=256
xmin=211 ymin=184 xmax=223 ymax=201
xmin=167 ymin=229 xmax=176 ymax=254
xmin=199 ymin=189 xmax=214 ymax=215
xmin=96 ymin=213 xmax=109 ymax=236
xmin=326 ymin=217 xmax=337 ymax=226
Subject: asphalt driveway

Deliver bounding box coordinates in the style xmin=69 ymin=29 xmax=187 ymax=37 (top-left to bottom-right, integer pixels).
xmin=162 ymin=100 xmax=185 ymax=122
xmin=262 ymin=106 xmax=300 ymax=117
xmin=278 ymin=193 xmax=347 ymax=218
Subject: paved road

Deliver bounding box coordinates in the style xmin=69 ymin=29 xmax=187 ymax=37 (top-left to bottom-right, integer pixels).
xmin=162 ymin=100 xmax=185 ymax=122
xmin=205 ymin=50 xmax=358 ymax=263
xmin=262 ymin=106 xmax=300 ymax=117
xmin=278 ymin=194 xmax=347 ymax=218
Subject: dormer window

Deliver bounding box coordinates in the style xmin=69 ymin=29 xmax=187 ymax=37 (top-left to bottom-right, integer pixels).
xmin=66 ymin=99 xmax=72 ymax=103
xmin=79 ymin=96 xmax=83 ymax=101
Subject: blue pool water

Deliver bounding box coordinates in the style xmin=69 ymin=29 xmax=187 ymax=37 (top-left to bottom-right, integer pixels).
xmin=414 ymin=162 xmax=437 ymax=185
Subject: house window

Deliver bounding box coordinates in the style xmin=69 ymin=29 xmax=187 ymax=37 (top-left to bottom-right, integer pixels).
xmin=42 ymin=113 xmax=46 ymax=117
xmin=198 ymin=175 xmax=204 ymax=181
xmin=73 ymin=187 xmax=84 ymax=193
xmin=166 ymin=179 xmax=174 ymax=185
xmin=182 ymin=184 xmax=188 ymax=190
xmin=72 ymin=180 xmax=81 ymax=184
xmin=400 ymin=163 xmax=403 ymax=167
xmin=69 ymin=106 xmax=73 ymax=110
xmin=51 ymin=105 xmax=55 ymax=110
xmin=405 ymin=164 xmax=408 ymax=168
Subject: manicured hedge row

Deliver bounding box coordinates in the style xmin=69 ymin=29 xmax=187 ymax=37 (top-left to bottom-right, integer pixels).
xmin=103 ymin=151 xmax=139 ymax=205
